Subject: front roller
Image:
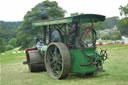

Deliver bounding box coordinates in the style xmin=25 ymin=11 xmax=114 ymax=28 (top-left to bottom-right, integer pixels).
xmin=45 ymin=42 xmax=71 ymax=79
xmin=24 ymin=48 xmax=46 ymax=72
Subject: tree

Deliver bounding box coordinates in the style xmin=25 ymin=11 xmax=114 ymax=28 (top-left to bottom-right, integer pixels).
xmin=103 ymin=16 xmax=119 ymax=29
xmin=101 ymin=34 xmax=111 ymax=40
xmin=70 ymin=12 xmax=79 ymax=16
xmin=8 ymin=38 xmax=17 ymax=48
xmin=94 ymin=22 xmax=105 ymax=30
xmin=94 ymin=17 xmax=119 ymax=31
xmin=0 ymin=38 xmax=6 ymax=53
xmin=17 ymin=0 xmax=66 ymax=49
xmin=0 ymin=27 xmax=6 ymax=52
xmin=6 ymin=45 xmax=14 ymax=51
xmin=0 ymin=26 xmax=3 ymax=34
xmin=0 ymin=21 xmax=21 ymax=42
xmin=110 ymin=32 xmax=121 ymax=40
xmin=118 ymin=18 xmax=128 ymax=35
xmin=101 ymin=32 xmax=121 ymax=40
xmin=118 ymin=4 xmax=128 ymax=36
xmin=119 ymin=4 xmax=128 ymax=17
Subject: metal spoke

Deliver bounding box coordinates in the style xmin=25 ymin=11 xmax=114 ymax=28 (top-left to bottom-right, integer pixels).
xmin=50 ymin=59 xmax=56 ymax=65
xmin=53 ymin=47 xmax=57 ymax=56
xmin=49 ymin=47 xmax=61 ymax=76
xmin=52 ymin=66 xmax=57 ymax=73
xmin=56 ymin=65 xmax=61 ymax=74
xmin=57 ymin=61 xmax=62 ymax=65
xmin=49 ymin=49 xmax=55 ymax=57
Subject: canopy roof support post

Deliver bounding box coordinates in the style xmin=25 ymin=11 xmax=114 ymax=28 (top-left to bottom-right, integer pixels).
xmin=42 ymin=26 xmax=47 ymax=44
xmin=64 ymin=23 xmax=67 ymax=43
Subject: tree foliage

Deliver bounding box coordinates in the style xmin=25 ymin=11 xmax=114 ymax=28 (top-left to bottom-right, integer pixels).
xmin=0 ymin=21 xmax=21 ymax=52
xmin=0 ymin=21 xmax=21 ymax=42
xmin=17 ymin=0 xmax=66 ymax=49
xmin=70 ymin=12 xmax=79 ymax=16
xmin=103 ymin=16 xmax=119 ymax=29
xmin=94 ymin=17 xmax=119 ymax=31
xmin=8 ymin=38 xmax=17 ymax=48
xmin=118 ymin=18 xmax=128 ymax=35
xmin=118 ymin=4 xmax=128 ymax=36
xmin=119 ymin=4 xmax=128 ymax=17
xmin=101 ymin=32 xmax=121 ymax=40
xmin=94 ymin=22 xmax=105 ymax=30
xmin=0 ymin=38 xmax=6 ymax=53
xmin=6 ymin=45 xmax=14 ymax=51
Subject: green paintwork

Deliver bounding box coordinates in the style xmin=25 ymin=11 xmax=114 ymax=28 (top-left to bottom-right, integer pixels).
xmin=70 ymin=48 xmax=97 ymax=73
xmin=41 ymin=45 xmax=47 ymax=56
xmin=32 ymin=14 xmax=105 ymax=27
xmin=42 ymin=45 xmax=47 ymax=51
xmin=32 ymin=18 xmax=72 ymax=27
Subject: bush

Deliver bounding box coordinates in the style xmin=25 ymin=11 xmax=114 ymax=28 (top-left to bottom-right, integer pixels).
xmin=101 ymin=34 xmax=111 ymax=40
xmin=110 ymin=32 xmax=121 ymax=40
xmin=6 ymin=45 xmax=14 ymax=51
xmin=8 ymin=38 xmax=17 ymax=47
xmin=101 ymin=32 xmax=121 ymax=40
xmin=99 ymin=42 xmax=103 ymax=45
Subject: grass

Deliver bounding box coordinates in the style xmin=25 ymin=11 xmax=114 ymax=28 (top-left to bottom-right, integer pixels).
xmin=0 ymin=45 xmax=128 ymax=85
xmin=0 ymin=48 xmax=25 ymax=64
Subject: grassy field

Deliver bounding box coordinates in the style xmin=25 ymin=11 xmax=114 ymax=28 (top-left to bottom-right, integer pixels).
xmin=0 ymin=45 xmax=128 ymax=85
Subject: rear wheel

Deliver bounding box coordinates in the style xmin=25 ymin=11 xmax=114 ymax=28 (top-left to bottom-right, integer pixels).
xmin=45 ymin=42 xmax=71 ymax=79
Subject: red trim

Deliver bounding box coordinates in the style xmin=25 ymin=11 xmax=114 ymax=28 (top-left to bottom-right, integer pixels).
xmin=66 ymin=43 xmax=72 ymax=48
xmin=81 ymin=23 xmax=93 ymax=41
xmin=25 ymin=48 xmax=37 ymax=62
xmin=96 ymin=43 xmax=125 ymax=46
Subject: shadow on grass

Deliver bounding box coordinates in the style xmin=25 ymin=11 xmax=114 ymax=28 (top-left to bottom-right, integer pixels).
xmin=66 ymin=72 xmax=110 ymax=80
